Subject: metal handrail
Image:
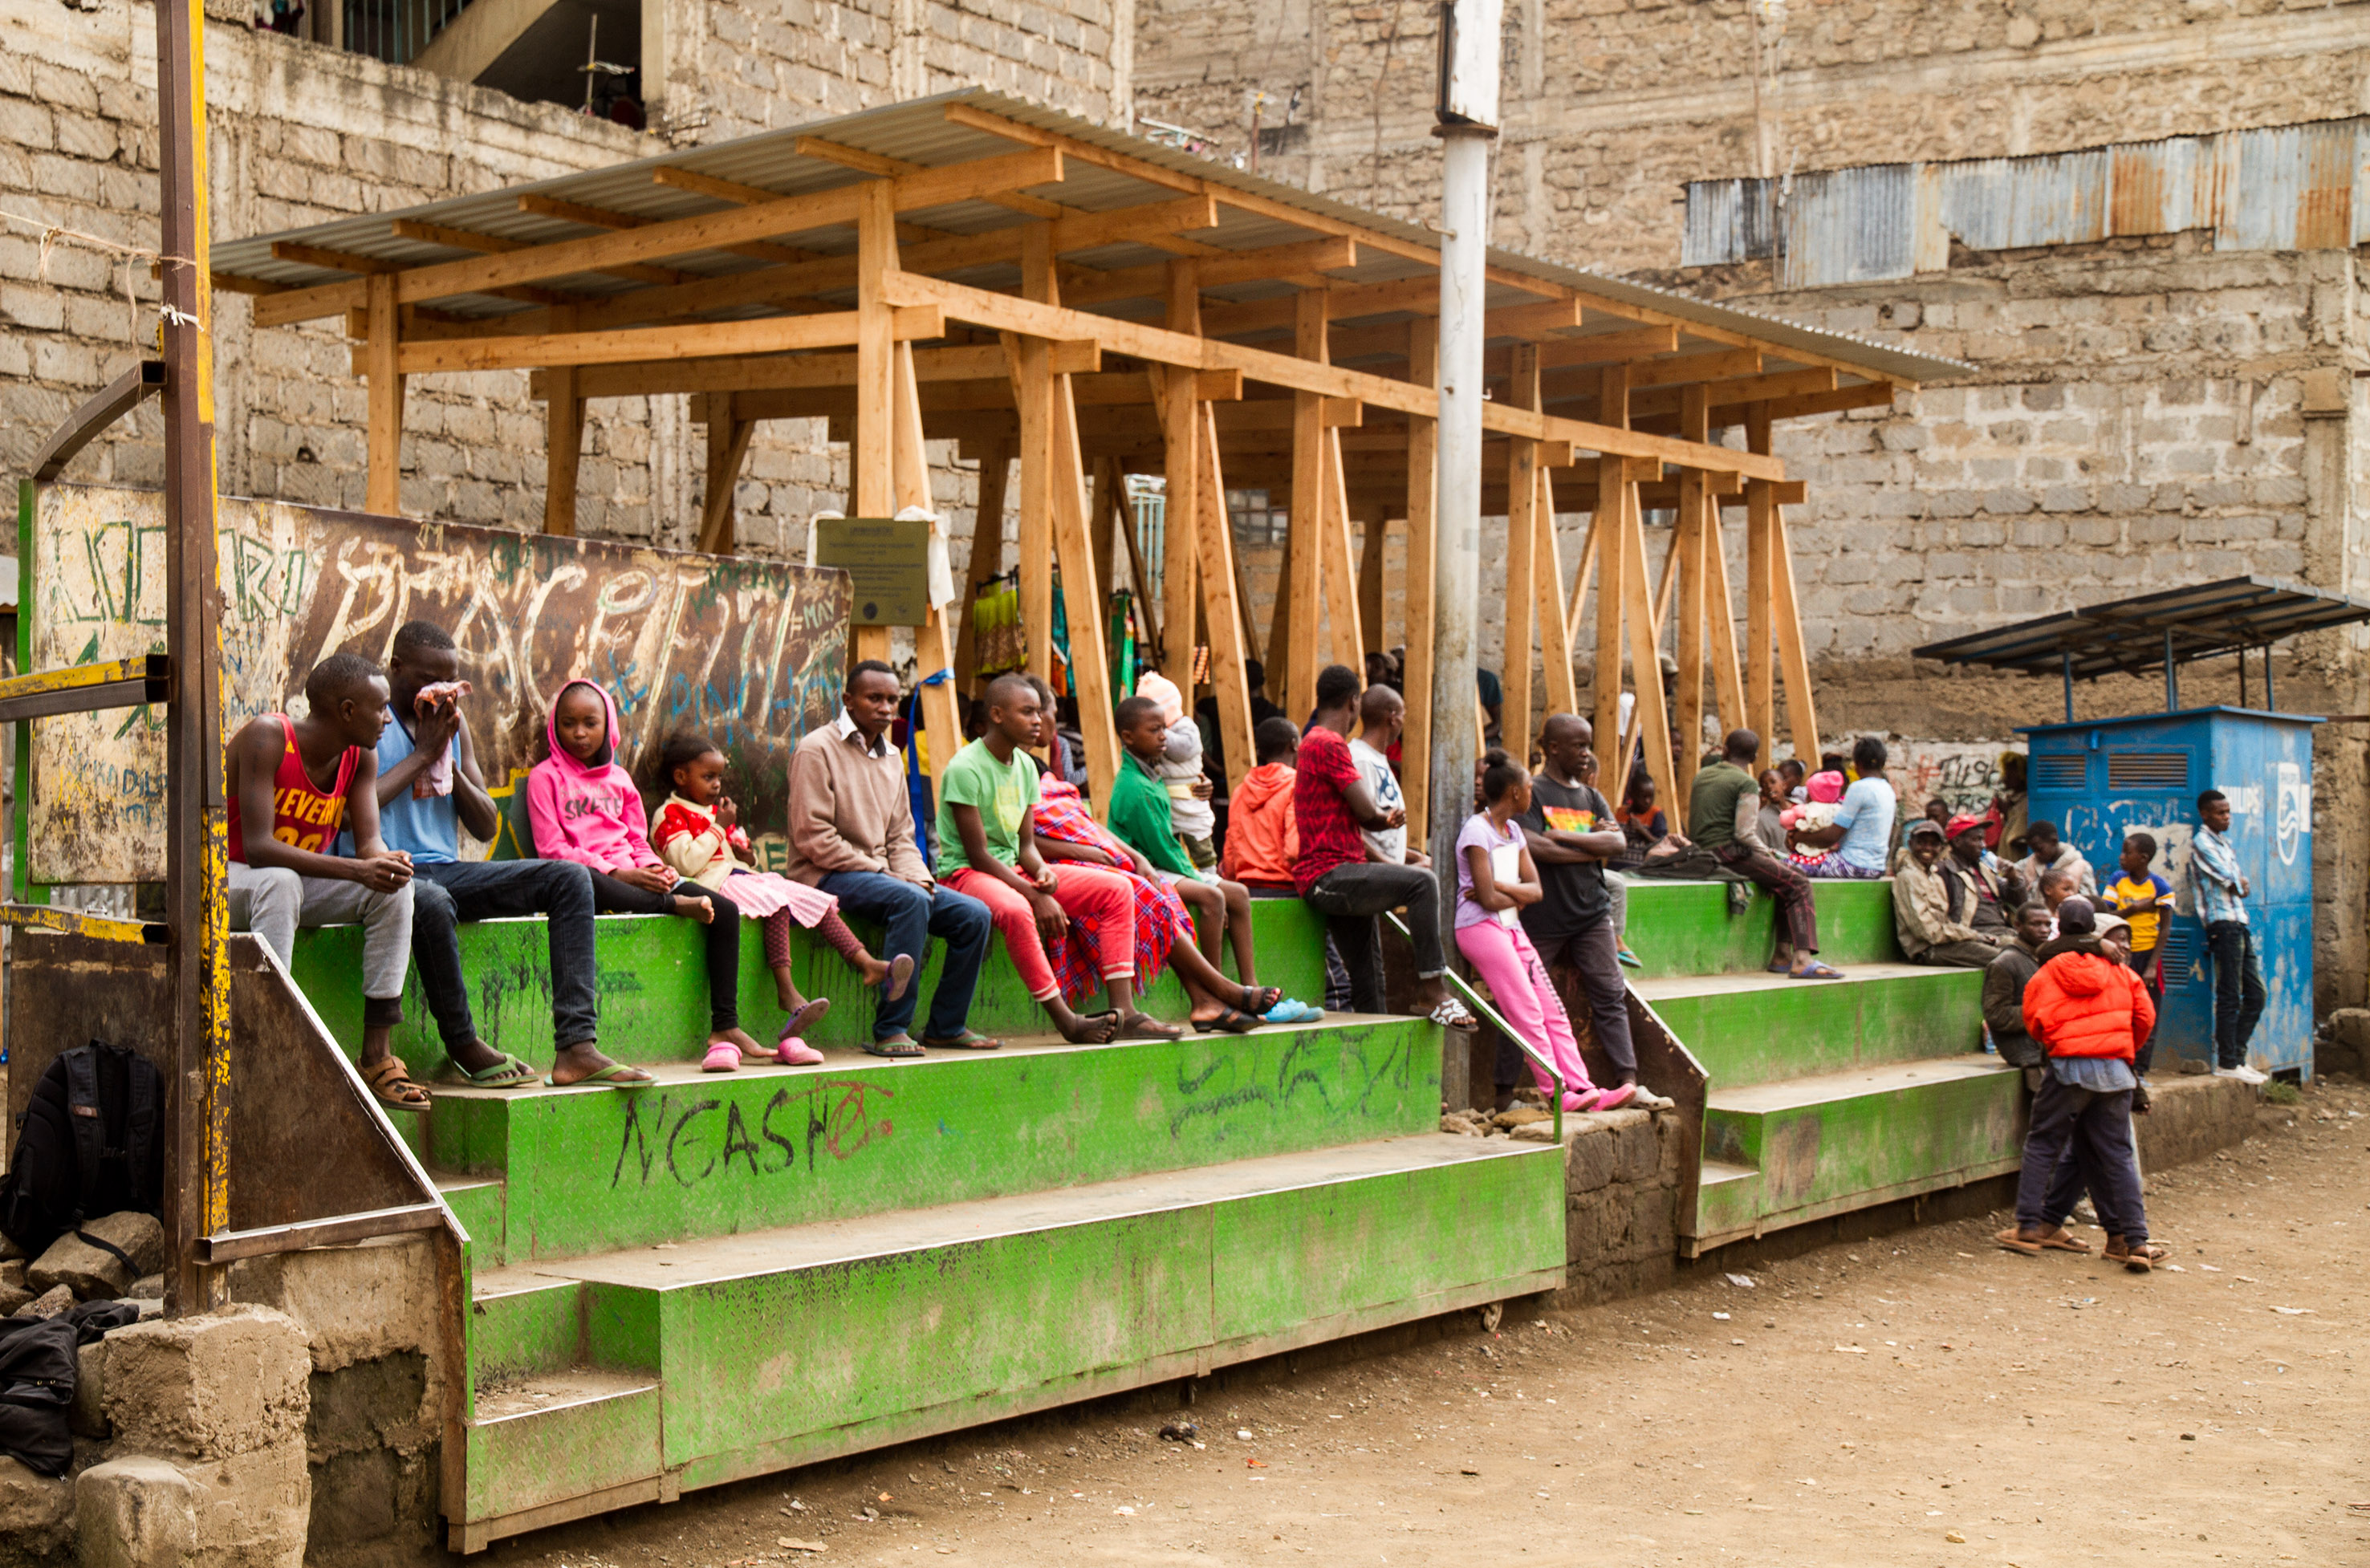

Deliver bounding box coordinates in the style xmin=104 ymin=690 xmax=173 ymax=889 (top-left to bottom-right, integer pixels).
xmin=1384 ymin=911 xmax=1563 ymax=1142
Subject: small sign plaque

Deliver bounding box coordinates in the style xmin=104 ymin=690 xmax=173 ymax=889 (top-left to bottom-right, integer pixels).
xmin=814 ymin=516 xmax=930 ymax=626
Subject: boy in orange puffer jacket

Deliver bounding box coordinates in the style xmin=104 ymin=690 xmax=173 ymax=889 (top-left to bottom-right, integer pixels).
xmin=1219 ymin=718 xmax=1302 ymax=891
xmin=2000 ymin=898 xmax=2165 ymax=1273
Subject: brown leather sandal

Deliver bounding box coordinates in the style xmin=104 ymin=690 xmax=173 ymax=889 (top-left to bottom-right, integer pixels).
xmin=362 ymin=1054 xmax=431 ymax=1114
xmin=2040 ymin=1227 xmax=2093 ymax=1253
xmin=1994 ymin=1225 xmax=2046 ymax=1256
xmin=2104 ymin=1237 xmax=2169 ymax=1273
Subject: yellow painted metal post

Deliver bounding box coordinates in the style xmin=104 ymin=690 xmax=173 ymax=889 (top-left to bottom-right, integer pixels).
xmin=157 ymin=0 xmax=230 ymax=1314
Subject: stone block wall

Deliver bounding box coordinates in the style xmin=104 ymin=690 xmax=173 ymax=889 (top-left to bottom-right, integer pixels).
xmin=2 ymin=0 xmax=1119 ymax=592
xmin=1557 ymin=1107 xmax=1685 ymax=1305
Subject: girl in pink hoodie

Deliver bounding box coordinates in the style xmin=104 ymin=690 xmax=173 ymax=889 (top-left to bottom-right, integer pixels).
xmin=530 ymin=680 xmax=829 ymax=1073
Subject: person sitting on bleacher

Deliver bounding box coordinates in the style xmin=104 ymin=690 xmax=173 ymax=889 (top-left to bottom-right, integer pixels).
xmin=1685 ymin=728 xmax=1840 ymax=979
xmin=1941 ymin=811 xmax=2027 ymax=944
xmin=368 ymin=620 xmax=648 ymax=1089
xmin=1894 ymin=817 xmax=2011 ymax=969
xmin=2014 ymin=820 xmax=2097 ymax=900
xmin=1220 ymin=718 xmax=1301 ymax=892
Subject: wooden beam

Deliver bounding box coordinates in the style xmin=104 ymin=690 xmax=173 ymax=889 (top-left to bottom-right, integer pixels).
xmin=1321 ymin=433 xmax=1365 ymax=673
xmin=851 ymin=181 xmax=900 ymax=668
xmin=1703 ymin=503 xmax=1747 ymax=750
xmin=544 ymin=352 xmax=583 ymax=536
xmin=1745 ymin=404 xmax=1775 ymax=768
xmin=389 ymin=217 xmax=689 ymax=286
xmin=1284 ymin=290 xmax=1327 ymax=723
xmin=1159 ymin=259 xmax=1202 ymax=688
xmin=1715 ymin=380 xmax=1897 ymax=424
xmin=1624 ymin=347 xmax=1762 ymax=388
xmin=893 ymin=340 xmax=964 ymax=789
xmin=1010 ymin=228 xmax=1058 ymax=705
xmin=518 ymin=190 xmax=818 ymax=266
xmin=1535 ymin=465 xmax=1579 ymax=722
xmin=1063 ymin=238 xmax=1359 ymax=307
xmin=1401 ymin=331 xmax=1438 ymax=839
xmin=1591 ymin=367 xmax=1628 ymax=776
xmin=1672 ymin=384 xmax=1708 ymax=795
xmin=1620 ymin=457 xmax=1677 ymax=820
xmin=876 ymin=271 xmax=1787 ymax=479
xmin=1502 ymin=343 xmax=1542 ymax=763
xmin=696 ymin=406 xmax=754 ymax=554
xmin=1196 ymin=404 xmax=1256 ymax=795
xmin=535 ymin=340 xmax=1101 ymax=400
xmin=1050 ymin=355 xmax=1120 ymax=809
xmin=365 ymin=273 xmax=402 ymax=515
xmin=396 ymin=307 xmax=941 ymax=375
xmin=1357 ymin=512 xmax=1386 ymax=658
xmin=799 ymin=134 xmax=1071 ymax=221
xmin=1755 ymin=404 xmax=1820 ymax=770
xmin=954 ymin=443 xmax=1010 ymax=697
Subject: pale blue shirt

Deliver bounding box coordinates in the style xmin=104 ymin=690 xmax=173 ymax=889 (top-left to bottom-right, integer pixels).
xmin=2189 ymin=824 xmax=2248 ymax=927
xmin=370 ymin=710 xmax=460 ymax=865
xmin=1828 ymin=777 xmax=1897 ymax=875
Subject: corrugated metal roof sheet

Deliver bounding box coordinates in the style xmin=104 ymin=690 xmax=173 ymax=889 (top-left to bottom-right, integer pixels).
xmin=217 ymin=87 xmax=1965 ymax=386
xmin=1686 ymin=116 xmax=2369 ymax=286
xmin=1913 ymin=576 xmax=2370 ymax=682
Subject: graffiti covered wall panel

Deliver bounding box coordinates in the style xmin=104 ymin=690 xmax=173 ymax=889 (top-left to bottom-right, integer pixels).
xmin=29 ymin=485 xmax=851 ymax=885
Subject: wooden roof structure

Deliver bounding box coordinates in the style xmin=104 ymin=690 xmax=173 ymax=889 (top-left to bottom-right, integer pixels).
xmin=217 ymin=89 xmax=1966 ymax=826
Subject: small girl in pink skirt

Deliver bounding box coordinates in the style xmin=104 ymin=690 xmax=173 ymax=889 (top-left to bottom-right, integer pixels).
xmin=648 ymin=732 xmax=911 ymax=1069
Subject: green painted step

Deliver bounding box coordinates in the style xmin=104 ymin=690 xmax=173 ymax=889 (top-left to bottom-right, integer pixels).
xmin=1620 ymin=877 xmax=1905 ymax=976
xmin=1629 ymin=963 xmax=1983 ymax=1085
xmin=289 ymin=896 xmax=1334 ymax=1082
xmin=449 ymin=1132 xmax=1563 ymax=1550
xmin=1686 ymin=1055 xmax=2025 ymax=1252
xmin=427 ymin=1014 xmax=1441 ymax=1266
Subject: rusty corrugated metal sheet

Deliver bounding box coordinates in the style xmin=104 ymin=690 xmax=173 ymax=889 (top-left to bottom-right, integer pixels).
xmin=1681 ymin=116 xmax=2368 ymax=282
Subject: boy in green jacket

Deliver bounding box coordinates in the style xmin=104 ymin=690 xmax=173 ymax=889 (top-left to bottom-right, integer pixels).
xmin=1110 ymin=694 xmax=1269 ymax=1002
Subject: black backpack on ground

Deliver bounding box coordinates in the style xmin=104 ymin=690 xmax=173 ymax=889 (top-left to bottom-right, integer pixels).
xmin=0 ymin=1301 xmax=140 ymax=1476
xmin=0 ymin=1042 xmax=163 ymax=1260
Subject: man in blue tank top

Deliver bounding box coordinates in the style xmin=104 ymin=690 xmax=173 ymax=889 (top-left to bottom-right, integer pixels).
xmin=372 ymin=620 xmax=649 ymax=1089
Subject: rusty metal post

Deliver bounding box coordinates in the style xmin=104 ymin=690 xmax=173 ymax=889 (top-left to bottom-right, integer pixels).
xmin=157 ymin=0 xmax=231 ymax=1314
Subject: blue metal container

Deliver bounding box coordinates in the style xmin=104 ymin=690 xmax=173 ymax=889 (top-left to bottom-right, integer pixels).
xmin=2021 ymin=706 xmax=2320 ymax=1078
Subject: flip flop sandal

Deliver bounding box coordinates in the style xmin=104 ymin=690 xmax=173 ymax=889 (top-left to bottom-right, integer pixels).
xmin=2040 ymin=1228 xmax=2093 ymax=1253
xmin=545 ymin=1062 xmax=654 ymax=1089
xmin=700 ymin=1042 xmax=742 ymax=1073
xmin=777 ymin=998 xmax=831 ymax=1042
xmin=1238 ymin=985 xmax=1283 ymax=1014
xmin=1994 ymin=1226 xmax=2044 ymax=1256
xmin=1789 ymin=963 xmax=1847 ymax=980
xmin=1616 ymin=949 xmax=1643 ymax=969
xmin=2111 ymin=1241 xmax=2169 ymax=1274
xmin=362 ymin=1055 xmax=430 ymax=1113
xmin=1262 ymin=998 xmax=1324 ymax=1025
xmin=1428 ymin=998 xmax=1481 ymax=1032
xmin=1117 ymin=1014 xmax=1185 ymax=1042
xmin=920 ymin=1033 xmax=1003 ymax=1050
xmin=880 ymin=953 xmax=917 ymax=1004
xmin=861 ymin=1038 xmax=929 ymax=1059
xmin=444 ymin=1051 xmax=537 ymax=1089
xmin=1193 ymin=1007 xmax=1260 ymax=1034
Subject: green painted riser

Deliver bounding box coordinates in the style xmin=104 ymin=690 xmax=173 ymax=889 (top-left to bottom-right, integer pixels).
xmin=1697 ymin=1068 xmax=2025 ymax=1242
xmin=461 ymin=1144 xmax=1563 ymax=1529
xmin=289 ymin=896 xmax=1333 ymax=1078
xmin=1644 ymin=970 xmax=1982 ymax=1085
xmin=466 ymin=1383 xmax=661 ymax=1525
xmin=1620 ymin=879 xmax=1905 ymax=975
xmin=432 ymin=1018 xmax=1439 ymax=1265
xmin=471 ymin=1277 xmax=583 ymax=1385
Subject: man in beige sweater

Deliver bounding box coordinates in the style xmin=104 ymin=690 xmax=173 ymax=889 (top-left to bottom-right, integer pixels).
xmin=784 ymin=660 xmax=998 ymax=1054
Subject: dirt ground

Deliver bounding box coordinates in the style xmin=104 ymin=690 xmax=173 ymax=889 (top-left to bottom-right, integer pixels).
xmin=496 ymin=1079 xmax=2369 ymax=1568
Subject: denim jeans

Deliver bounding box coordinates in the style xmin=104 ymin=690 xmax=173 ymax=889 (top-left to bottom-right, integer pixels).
xmin=2205 ymin=920 xmax=2266 ymax=1068
xmin=818 ymin=871 xmax=992 ymax=1041
xmin=589 ymin=872 xmax=741 ymax=1032
xmin=410 ymin=859 xmax=600 ymax=1051
xmin=1303 ymin=862 xmax=1446 ymax=1015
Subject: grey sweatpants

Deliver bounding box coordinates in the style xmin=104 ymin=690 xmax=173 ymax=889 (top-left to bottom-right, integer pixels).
xmin=229 ymin=860 xmax=413 ymax=1025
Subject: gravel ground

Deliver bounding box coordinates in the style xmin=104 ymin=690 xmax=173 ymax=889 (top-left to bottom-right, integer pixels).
xmin=495 ymin=1077 xmax=2368 ymax=1568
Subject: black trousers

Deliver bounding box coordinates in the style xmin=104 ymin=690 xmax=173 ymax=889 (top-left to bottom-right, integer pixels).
xmin=2016 ymin=1073 xmax=2145 ymax=1243
xmin=1303 ymin=863 xmax=1447 ymax=1015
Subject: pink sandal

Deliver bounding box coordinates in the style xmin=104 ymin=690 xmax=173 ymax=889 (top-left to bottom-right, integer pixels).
xmin=776 ymin=1038 xmax=826 ymax=1066
xmin=700 ymin=1042 xmax=741 ymax=1073
xmin=1592 ymin=1083 xmax=1638 ymax=1111
xmin=1559 ymin=1088 xmax=1604 ymax=1112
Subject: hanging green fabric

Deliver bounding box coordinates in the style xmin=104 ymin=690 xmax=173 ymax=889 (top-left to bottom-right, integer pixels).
xmin=973 ymin=572 xmax=1023 ymax=676
xmin=1108 ymin=589 xmax=1138 ymax=697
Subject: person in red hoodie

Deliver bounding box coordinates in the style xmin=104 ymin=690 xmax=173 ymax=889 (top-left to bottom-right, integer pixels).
xmin=2000 ymin=897 xmax=2165 ymax=1273
xmin=1219 ymin=718 xmax=1301 ymax=892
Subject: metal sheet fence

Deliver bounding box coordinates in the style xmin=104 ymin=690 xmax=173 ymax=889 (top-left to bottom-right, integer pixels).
xmin=1681 ymin=116 xmax=2370 ymax=283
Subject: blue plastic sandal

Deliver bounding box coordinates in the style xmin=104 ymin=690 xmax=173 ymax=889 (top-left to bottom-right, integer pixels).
xmin=1262 ymin=997 xmax=1325 ymax=1026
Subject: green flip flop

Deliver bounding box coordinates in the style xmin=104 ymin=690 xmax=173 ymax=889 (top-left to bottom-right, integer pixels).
xmin=545 ymin=1062 xmax=655 ymax=1089
xmin=447 ymin=1051 xmax=538 ymax=1089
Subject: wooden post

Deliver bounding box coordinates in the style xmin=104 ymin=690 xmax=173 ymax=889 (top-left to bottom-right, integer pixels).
xmin=365 ymin=272 xmax=404 ymax=515
xmin=1117 ymin=470 xmax=1163 ymax=660
xmin=952 ymin=443 xmax=1010 ymax=697
xmin=1160 ymin=261 xmax=1203 ymax=688
xmin=1011 ymin=224 xmax=1058 ymax=686
xmin=1746 ymin=403 xmax=1776 ymax=767
xmin=1672 ymin=385 xmax=1709 ymax=794
xmin=1502 ymin=343 xmax=1541 ymax=761
xmin=1284 ymin=290 xmax=1328 ymax=722
xmin=695 ymin=400 xmax=754 ymax=554
xmin=1704 ymin=503 xmax=1748 ymax=745
xmin=892 ymin=342 xmax=962 ymax=787
xmin=1620 ymin=464 xmax=1677 ymax=814
xmin=1562 ymin=505 xmax=1599 ymax=652
xmin=1592 ymin=365 xmax=1630 ymax=770
xmin=1401 ymin=331 xmax=1439 ymax=838
xmin=1196 ymin=404 xmax=1256 ymax=794
xmin=1770 ymin=491 xmax=1822 ymax=766
xmin=1049 ymin=363 xmax=1121 ymax=806
xmin=1534 ymin=468 xmax=1579 ymax=721
xmin=852 ymin=179 xmax=897 ymax=667
xmin=1319 ymin=435 xmax=1365 ymax=672
xmin=1358 ymin=512 xmax=1386 ymax=656
xmin=543 ymin=360 xmax=583 ymax=536
xmin=1088 ymin=457 xmax=1120 ymax=603
xmin=1264 ymin=535 xmax=1293 ymax=693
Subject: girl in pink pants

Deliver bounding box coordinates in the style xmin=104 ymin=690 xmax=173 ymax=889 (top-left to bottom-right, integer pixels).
xmin=1455 ymin=751 xmax=1634 ymax=1114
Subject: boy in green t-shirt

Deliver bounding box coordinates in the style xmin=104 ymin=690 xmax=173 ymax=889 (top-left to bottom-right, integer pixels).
xmin=1109 ymin=695 xmax=1269 ymax=1004
xmin=936 ymin=674 xmax=1170 ymax=1043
